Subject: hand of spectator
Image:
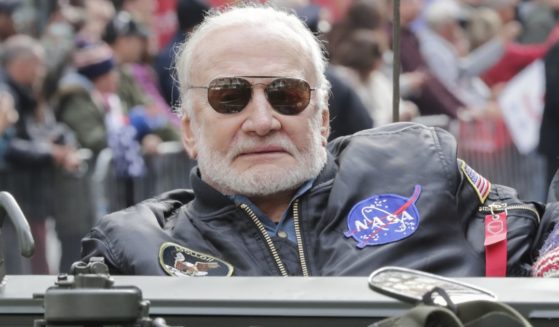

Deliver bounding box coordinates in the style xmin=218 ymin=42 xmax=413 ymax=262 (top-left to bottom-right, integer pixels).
xmin=399 ymin=101 xmax=419 ymax=122
xmin=62 ymin=150 xmax=83 ymax=173
xmin=456 ymin=102 xmax=502 ymax=122
xmin=52 ymin=144 xmax=84 ymax=173
xmin=51 ymin=144 xmax=70 ymax=167
xmin=0 ymin=91 xmax=18 ymax=134
xmin=500 ymin=21 xmax=521 ymax=43
xmin=480 ymin=101 xmax=503 ymax=120
xmin=402 ymin=71 xmax=427 ymax=94
xmin=142 ymin=133 xmax=162 ymax=155
xmin=489 ymin=82 xmax=506 ymax=100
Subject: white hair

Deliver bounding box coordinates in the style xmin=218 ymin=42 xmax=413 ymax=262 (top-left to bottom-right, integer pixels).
xmin=425 ymin=0 xmax=463 ymax=31
xmin=174 ymin=4 xmax=330 ymax=117
xmin=1 ymin=35 xmax=45 ymax=66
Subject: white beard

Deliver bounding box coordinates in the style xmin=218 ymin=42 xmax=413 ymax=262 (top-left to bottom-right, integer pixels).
xmin=194 ymin=111 xmax=327 ymax=197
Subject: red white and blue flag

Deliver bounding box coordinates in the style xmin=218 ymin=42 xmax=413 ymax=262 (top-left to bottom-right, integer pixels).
xmin=460 ymin=160 xmax=491 ymax=203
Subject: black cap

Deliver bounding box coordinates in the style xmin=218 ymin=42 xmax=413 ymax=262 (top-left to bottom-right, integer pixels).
xmin=176 ymin=0 xmax=210 ymax=32
xmin=102 ymin=11 xmax=149 ymax=45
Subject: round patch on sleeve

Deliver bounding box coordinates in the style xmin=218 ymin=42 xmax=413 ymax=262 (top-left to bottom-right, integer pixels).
xmin=344 ymin=185 xmax=422 ymax=248
xmin=159 ymin=242 xmax=234 ymax=276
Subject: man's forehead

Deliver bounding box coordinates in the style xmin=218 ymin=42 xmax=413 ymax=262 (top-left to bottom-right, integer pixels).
xmin=189 ymin=24 xmax=313 ymax=83
xmin=196 ymin=24 xmax=297 ymax=51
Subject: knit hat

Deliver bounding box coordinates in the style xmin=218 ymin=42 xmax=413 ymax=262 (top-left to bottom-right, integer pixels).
xmin=177 ymin=0 xmax=210 ymax=32
xmin=73 ymin=41 xmax=115 ymax=81
xmin=533 ymin=223 xmax=559 ymax=277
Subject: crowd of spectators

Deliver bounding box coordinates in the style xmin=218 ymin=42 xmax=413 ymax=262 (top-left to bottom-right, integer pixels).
xmin=0 ymin=0 xmax=558 ymax=274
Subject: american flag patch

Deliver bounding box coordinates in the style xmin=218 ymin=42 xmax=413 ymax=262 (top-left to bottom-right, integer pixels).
xmin=459 ymin=160 xmax=491 ymax=203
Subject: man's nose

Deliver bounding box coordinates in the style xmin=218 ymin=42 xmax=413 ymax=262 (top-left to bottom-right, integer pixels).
xmin=240 ymin=89 xmax=281 ymax=136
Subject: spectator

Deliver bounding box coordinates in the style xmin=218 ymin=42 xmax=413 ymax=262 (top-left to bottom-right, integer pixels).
xmin=0 ymin=0 xmax=19 ymax=42
xmin=324 ymin=67 xmax=373 ymax=139
xmin=2 ymin=35 xmax=81 ymax=274
xmin=154 ymin=0 xmax=210 ymax=109
xmin=327 ymin=0 xmax=425 ymax=101
xmin=387 ymin=0 xmax=466 ymax=117
xmin=114 ymin=0 xmax=158 ymax=55
xmin=55 ymin=41 xmax=145 ymax=208
xmin=538 ymin=40 xmax=559 ymax=193
xmin=0 ymin=85 xmax=17 ymax=170
xmin=55 ymin=42 xmax=115 ymax=155
xmin=0 ymin=85 xmax=25 ymax=275
xmin=472 ymin=5 xmax=559 ymax=88
xmin=327 ymin=0 xmax=386 ymax=60
xmin=104 ymin=10 xmax=178 ymax=146
xmin=286 ymin=1 xmax=373 ymax=137
xmin=102 ymin=11 xmax=148 ymax=109
xmin=0 ymin=89 xmax=17 ymax=139
xmin=418 ymin=0 xmax=512 ymax=112
xmin=77 ymin=0 xmax=116 ymax=42
xmin=519 ymin=0 xmax=559 ymax=44
xmin=330 ymin=29 xmax=418 ymax=126
xmin=41 ymin=1 xmax=84 ymax=103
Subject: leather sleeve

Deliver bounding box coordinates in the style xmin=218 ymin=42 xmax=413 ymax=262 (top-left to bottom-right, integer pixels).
xmin=453 ymin=155 xmax=543 ymax=276
xmin=80 ymin=189 xmax=195 ymax=274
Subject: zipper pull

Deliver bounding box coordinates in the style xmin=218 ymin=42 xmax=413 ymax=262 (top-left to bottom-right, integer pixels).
xmin=487 ymin=202 xmax=508 ymax=215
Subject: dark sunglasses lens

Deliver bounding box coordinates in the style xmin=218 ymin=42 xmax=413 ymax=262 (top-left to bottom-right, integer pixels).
xmin=207 ymin=78 xmax=252 ymax=114
xmin=266 ymin=78 xmax=311 ymax=115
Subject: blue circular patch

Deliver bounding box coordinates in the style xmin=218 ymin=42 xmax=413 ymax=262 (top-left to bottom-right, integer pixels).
xmin=344 ymin=186 xmax=421 ymax=248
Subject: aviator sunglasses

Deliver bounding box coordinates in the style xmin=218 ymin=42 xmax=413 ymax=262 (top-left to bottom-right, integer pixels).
xmin=188 ymin=76 xmax=316 ymax=115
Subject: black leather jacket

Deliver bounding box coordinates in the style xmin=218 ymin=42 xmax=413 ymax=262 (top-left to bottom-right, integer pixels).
xmin=82 ymin=123 xmax=552 ymax=277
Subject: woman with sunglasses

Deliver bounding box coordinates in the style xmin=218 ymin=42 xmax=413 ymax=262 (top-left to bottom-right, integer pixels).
xmin=81 ymin=5 xmax=559 ymax=278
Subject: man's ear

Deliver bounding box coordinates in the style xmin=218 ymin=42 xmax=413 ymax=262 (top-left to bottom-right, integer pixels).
xmin=320 ymin=108 xmax=330 ymax=145
xmin=181 ymin=115 xmax=198 ymax=159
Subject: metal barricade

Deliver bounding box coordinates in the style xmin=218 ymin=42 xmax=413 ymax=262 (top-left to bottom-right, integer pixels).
xmin=414 ymin=115 xmax=547 ymax=202
xmin=92 ymin=119 xmax=547 ymax=218
xmin=92 ymin=142 xmax=196 ymax=217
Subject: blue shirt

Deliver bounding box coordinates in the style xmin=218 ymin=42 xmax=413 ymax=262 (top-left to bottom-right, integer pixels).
xmin=230 ymin=180 xmax=314 ymax=243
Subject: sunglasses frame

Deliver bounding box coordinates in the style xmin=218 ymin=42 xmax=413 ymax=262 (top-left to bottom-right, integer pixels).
xmin=188 ymin=75 xmax=316 ymax=115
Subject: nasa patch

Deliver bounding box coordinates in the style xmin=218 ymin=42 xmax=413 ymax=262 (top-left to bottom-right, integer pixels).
xmin=159 ymin=242 xmax=234 ymax=277
xmin=344 ymin=185 xmax=422 ymax=248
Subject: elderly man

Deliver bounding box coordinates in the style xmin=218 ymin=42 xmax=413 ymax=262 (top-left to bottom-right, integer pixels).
xmin=81 ymin=5 xmax=559 ymax=277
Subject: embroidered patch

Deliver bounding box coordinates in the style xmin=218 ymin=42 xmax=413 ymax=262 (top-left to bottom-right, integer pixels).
xmin=460 ymin=160 xmax=491 ymax=203
xmin=159 ymin=242 xmax=234 ymax=277
xmin=344 ymin=185 xmax=422 ymax=248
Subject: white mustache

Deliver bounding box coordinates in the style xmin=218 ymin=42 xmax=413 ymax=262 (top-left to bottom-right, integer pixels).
xmin=228 ymin=135 xmax=299 ymax=159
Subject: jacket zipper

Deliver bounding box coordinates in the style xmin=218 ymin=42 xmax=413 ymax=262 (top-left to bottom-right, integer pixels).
xmin=293 ymin=199 xmax=310 ymax=276
xmin=239 ymin=201 xmax=310 ymax=276
xmin=239 ymin=203 xmax=288 ymax=276
xmin=478 ymin=202 xmax=540 ymax=222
